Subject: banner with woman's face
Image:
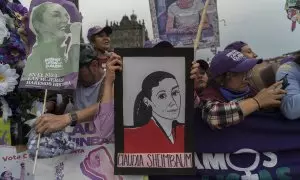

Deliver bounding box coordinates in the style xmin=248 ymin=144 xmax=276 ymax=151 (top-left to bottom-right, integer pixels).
xmin=19 ymin=0 xmax=82 ymax=90
xmin=149 ymin=0 xmax=220 ymax=48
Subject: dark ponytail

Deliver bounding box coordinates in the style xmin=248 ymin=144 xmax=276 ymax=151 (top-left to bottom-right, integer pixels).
xmin=133 ymin=71 xmax=176 ymax=127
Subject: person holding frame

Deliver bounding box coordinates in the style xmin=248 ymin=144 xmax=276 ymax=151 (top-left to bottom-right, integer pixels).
xmin=93 ymin=39 xmax=202 ymax=142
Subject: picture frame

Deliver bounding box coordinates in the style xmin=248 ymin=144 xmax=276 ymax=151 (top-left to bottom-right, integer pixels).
xmin=114 ymin=48 xmax=195 ymax=175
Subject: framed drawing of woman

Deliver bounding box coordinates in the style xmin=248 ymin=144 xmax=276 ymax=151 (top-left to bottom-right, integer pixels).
xmin=114 ymin=48 xmax=195 ymax=175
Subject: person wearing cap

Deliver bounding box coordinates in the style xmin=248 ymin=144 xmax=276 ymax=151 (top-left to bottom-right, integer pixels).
xmin=276 ymin=55 xmax=300 ymax=120
xmin=91 ymin=39 xmax=203 ymax=146
xmin=87 ymin=26 xmax=112 ymax=64
xmin=225 ymin=41 xmax=258 ymax=59
xmin=35 ymin=44 xmax=121 ymax=138
xmin=198 ymin=49 xmax=286 ymax=129
xmin=194 ymin=59 xmax=209 ymax=94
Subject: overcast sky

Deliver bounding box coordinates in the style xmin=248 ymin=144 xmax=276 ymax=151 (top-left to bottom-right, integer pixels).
xmin=20 ymin=0 xmax=300 ymax=59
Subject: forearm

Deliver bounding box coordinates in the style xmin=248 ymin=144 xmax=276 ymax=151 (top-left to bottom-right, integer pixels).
xmin=94 ymin=102 xmax=114 ymax=139
xmin=102 ymin=81 xmax=114 ymax=103
xmin=238 ymin=98 xmax=259 ymax=117
xmin=75 ymin=103 xmax=99 ymax=123
xmin=93 ymin=81 xmax=114 ymax=138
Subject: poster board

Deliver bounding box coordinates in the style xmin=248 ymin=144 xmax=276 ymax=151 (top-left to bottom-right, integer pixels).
xmin=0 ymin=146 xmax=35 ymax=180
xmin=0 ymin=145 xmax=145 ymax=179
xmin=19 ymin=0 xmax=82 ymax=90
xmin=114 ymin=48 xmax=195 ymax=175
xmin=149 ymin=0 xmax=220 ymax=48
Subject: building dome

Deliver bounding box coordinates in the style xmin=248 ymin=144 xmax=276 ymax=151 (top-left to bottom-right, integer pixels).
xmin=130 ymin=11 xmax=137 ymax=21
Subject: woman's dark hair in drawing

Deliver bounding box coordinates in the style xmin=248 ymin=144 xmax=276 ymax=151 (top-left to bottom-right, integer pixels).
xmin=133 ymin=71 xmax=177 ymax=127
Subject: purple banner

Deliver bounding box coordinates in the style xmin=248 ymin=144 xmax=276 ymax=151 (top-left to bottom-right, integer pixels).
xmin=150 ymin=111 xmax=300 ymax=179
xmin=19 ymin=0 xmax=82 ymax=90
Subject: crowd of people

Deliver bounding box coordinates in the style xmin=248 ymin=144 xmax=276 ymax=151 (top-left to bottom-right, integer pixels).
xmin=24 ymin=21 xmax=300 ymax=177
xmin=2 ymin=0 xmax=300 ymax=179
xmin=33 ymin=25 xmax=293 ymax=134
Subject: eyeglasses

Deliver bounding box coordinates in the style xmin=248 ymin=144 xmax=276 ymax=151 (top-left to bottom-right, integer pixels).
xmin=243 ymin=70 xmax=253 ymax=81
xmin=229 ymin=70 xmax=253 ymax=81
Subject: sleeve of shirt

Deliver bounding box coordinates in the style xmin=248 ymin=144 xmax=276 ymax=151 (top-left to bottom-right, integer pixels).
xmin=93 ymin=101 xmax=114 ymax=140
xmin=200 ymin=100 xmax=244 ymax=129
xmin=276 ymin=64 xmax=300 ymax=120
xmin=167 ymin=4 xmax=175 ymax=17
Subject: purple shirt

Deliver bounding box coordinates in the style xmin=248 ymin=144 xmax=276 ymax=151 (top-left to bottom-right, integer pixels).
xmin=93 ymin=102 xmax=115 ymax=142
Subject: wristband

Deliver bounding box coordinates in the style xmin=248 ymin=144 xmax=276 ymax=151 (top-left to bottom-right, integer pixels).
xmin=252 ymin=97 xmax=261 ymax=110
xmin=69 ymin=111 xmax=78 ymax=127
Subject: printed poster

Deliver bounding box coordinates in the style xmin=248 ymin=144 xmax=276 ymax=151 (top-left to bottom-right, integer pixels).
xmin=149 ymin=0 xmax=220 ymax=48
xmin=36 ymin=144 xmax=145 ymax=180
xmin=65 ymin=121 xmax=108 ymax=148
xmin=0 ymin=146 xmax=35 ymax=180
xmin=19 ymin=0 xmax=82 ymax=90
xmin=0 ymin=118 xmax=11 ymax=145
xmin=114 ymin=48 xmax=195 ymax=175
xmin=285 ymin=0 xmax=300 ymax=31
xmin=0 ymin=145 xmax=145 ymax=180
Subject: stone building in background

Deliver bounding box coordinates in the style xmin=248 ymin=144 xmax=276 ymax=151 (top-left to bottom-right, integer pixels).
xmin=107 ymin=12 xmax=149 ymax=48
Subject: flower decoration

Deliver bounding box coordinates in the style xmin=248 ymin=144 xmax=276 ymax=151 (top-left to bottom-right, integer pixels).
xmin=0 ymin=64 xmax=19 ymax=96
xmin=0 ymin=97 xmax=12 ymax=122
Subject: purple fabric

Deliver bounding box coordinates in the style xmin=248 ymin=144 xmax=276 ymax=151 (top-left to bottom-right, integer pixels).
xmin=93 ymin=102 xmax=114 ymax=142
xmin=7 ymin=2 xmax=28 ymax=27
xmin=209 ymin=49 xmax=261 ymax=78
xmin=150 ymin=110 xmax=300 ymax=179
xmin=230 ymin=57 xmax=259 ymax=72
xmin=280 ymin=56 xmax=295 ymax=65
xmin=0 ymin=32 xmax=26 ymax=64
xmin=97 ymin=101 xmax=300 ymax=179
xmin=0 ymin=0 xmax=27 ymax=64
xmin=87 ymin=26 xmax=112 ymax=41
xmin=224 ymin=41 xmax=247 ymax=52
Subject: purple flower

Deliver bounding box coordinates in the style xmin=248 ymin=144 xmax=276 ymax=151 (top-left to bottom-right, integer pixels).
xmin=0 ymin=32 xmax=26 ymax=65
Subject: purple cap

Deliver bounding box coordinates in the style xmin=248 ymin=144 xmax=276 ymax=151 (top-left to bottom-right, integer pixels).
xmin=280 ymin=56 xmax=295 ymax=65
xmin=87 ymin=26 xmax=112 ymax=42
xmin=209 ymin=49 xmax=263 ymax=78
xmin=144 ymin=38 xmax=173 ymax=48
xmin=224 ymin=41 xmax=247 ymax=52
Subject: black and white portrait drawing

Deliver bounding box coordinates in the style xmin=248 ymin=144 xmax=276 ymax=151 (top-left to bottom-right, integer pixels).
xmin=114 ymin=48 xmax=195 ymax=175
